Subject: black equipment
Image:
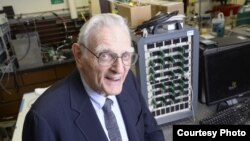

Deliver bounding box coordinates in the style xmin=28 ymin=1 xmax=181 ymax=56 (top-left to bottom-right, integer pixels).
xmin=200 ymin=36 xmax=250 ymax=106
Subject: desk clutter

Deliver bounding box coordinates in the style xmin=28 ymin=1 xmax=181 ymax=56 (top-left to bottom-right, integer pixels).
xmin=0 ymin=13 xmax=84 ymax=73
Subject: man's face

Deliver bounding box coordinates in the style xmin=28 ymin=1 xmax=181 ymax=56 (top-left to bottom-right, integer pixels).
xmin=78 ymin=25 xmax=133 ymax=96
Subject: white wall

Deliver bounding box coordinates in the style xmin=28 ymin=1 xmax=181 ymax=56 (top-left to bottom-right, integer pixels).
xmin=0 ymin=0 xmax=89 ymax=15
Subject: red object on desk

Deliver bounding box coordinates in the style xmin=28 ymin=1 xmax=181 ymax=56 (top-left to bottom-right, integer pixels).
xmin=213 ymin=4 xmax=240 ymax=16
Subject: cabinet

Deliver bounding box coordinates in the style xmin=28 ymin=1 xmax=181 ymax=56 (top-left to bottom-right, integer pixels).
xmin=0 ymin=61 xmax=76 ymax=121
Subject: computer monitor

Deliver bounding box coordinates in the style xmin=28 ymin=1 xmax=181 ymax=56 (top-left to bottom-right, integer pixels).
xmin=202 ymin=36 xmax=250 ymax=106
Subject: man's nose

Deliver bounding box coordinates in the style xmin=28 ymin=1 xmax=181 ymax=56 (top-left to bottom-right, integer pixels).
xmin=111 ymin=58 xmax=125 ymax=73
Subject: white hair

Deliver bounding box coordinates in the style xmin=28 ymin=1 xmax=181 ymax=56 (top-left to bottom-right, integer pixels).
xmin=77 ymin=13 xmax=131 ymax=48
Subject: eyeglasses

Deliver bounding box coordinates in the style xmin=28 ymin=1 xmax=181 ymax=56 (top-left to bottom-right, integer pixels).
xmin=81 ymin=45 xmax=138 ymax=67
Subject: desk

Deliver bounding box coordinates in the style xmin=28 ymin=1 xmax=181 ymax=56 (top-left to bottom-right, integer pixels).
xmin=0 ymin=60 xmax=76 ymax=121
xmin=11 ymin=92 xmax=41 ymax=141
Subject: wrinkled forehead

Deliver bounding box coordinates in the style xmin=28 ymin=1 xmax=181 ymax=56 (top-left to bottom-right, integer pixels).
xmin=90 ymin=26 xmax=134 ymax=53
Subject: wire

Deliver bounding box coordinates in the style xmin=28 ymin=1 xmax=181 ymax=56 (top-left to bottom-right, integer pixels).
xmin=190 ymin=85 xmax=196 ymax=122
xmin=0 ymin=56 xmax=15 ymax=95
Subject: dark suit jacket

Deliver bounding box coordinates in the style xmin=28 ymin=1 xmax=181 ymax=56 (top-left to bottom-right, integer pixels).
xmin=22 ymin=70 xmax=165 ymax=141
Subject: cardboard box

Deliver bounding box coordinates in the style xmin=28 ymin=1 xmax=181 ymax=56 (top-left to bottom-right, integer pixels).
xmin=116 ymin=4 xmax=151 ymax=28
xmin=147 ymin=1 xmax=184 ymax=16
xmin=89 ymin=0 xmax=101 ymax=16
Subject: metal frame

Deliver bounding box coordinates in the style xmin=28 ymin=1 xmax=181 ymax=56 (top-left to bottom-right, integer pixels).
xmin=134 ymin=26 xmax=199 ymax=124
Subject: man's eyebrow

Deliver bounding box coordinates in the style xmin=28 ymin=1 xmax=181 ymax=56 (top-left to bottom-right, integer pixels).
xmin=95 ymin=48 xmax=112 ymax=54
xmin=95 ymin=45 xmax=110 ymax=53
xmin=95 ymin=45 xmax=135 ymax=53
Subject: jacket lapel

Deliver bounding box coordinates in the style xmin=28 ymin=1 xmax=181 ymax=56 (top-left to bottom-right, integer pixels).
xmin=74 ymin=101 xmax=108 ymax=141
xmin=117 ymin=88 xmax=141 ymax=141
xmin=68 ymin=70 xmax=108 ymax=141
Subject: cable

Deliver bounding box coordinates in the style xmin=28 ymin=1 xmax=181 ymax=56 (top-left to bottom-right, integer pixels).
xmin=0 ymin=57 xmax=15 ymax=95
xmin=190 ymin=85 xmax=196 ymax=122
xmin=136 ymin=11 xmax=179 ymax=32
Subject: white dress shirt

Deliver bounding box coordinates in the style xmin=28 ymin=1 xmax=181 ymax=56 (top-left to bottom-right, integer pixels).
xmin=81 ymin=77 xmax=129 ymax=141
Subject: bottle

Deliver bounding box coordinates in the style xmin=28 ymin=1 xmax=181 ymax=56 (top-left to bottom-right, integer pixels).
xmin=212 ymin=12 xmax=225 ymax=37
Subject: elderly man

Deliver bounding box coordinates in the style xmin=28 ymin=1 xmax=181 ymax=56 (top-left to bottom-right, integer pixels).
xmin=22 ymin=13 xmax=165 ymax=141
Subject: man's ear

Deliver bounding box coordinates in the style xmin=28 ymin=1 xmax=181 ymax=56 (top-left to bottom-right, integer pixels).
xmin=72 ymin=43 xmax=83 ymax=65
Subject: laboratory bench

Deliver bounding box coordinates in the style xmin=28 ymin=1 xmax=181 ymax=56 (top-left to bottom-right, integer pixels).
xmin=0 ymin=59 xmax=76 ymax=121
